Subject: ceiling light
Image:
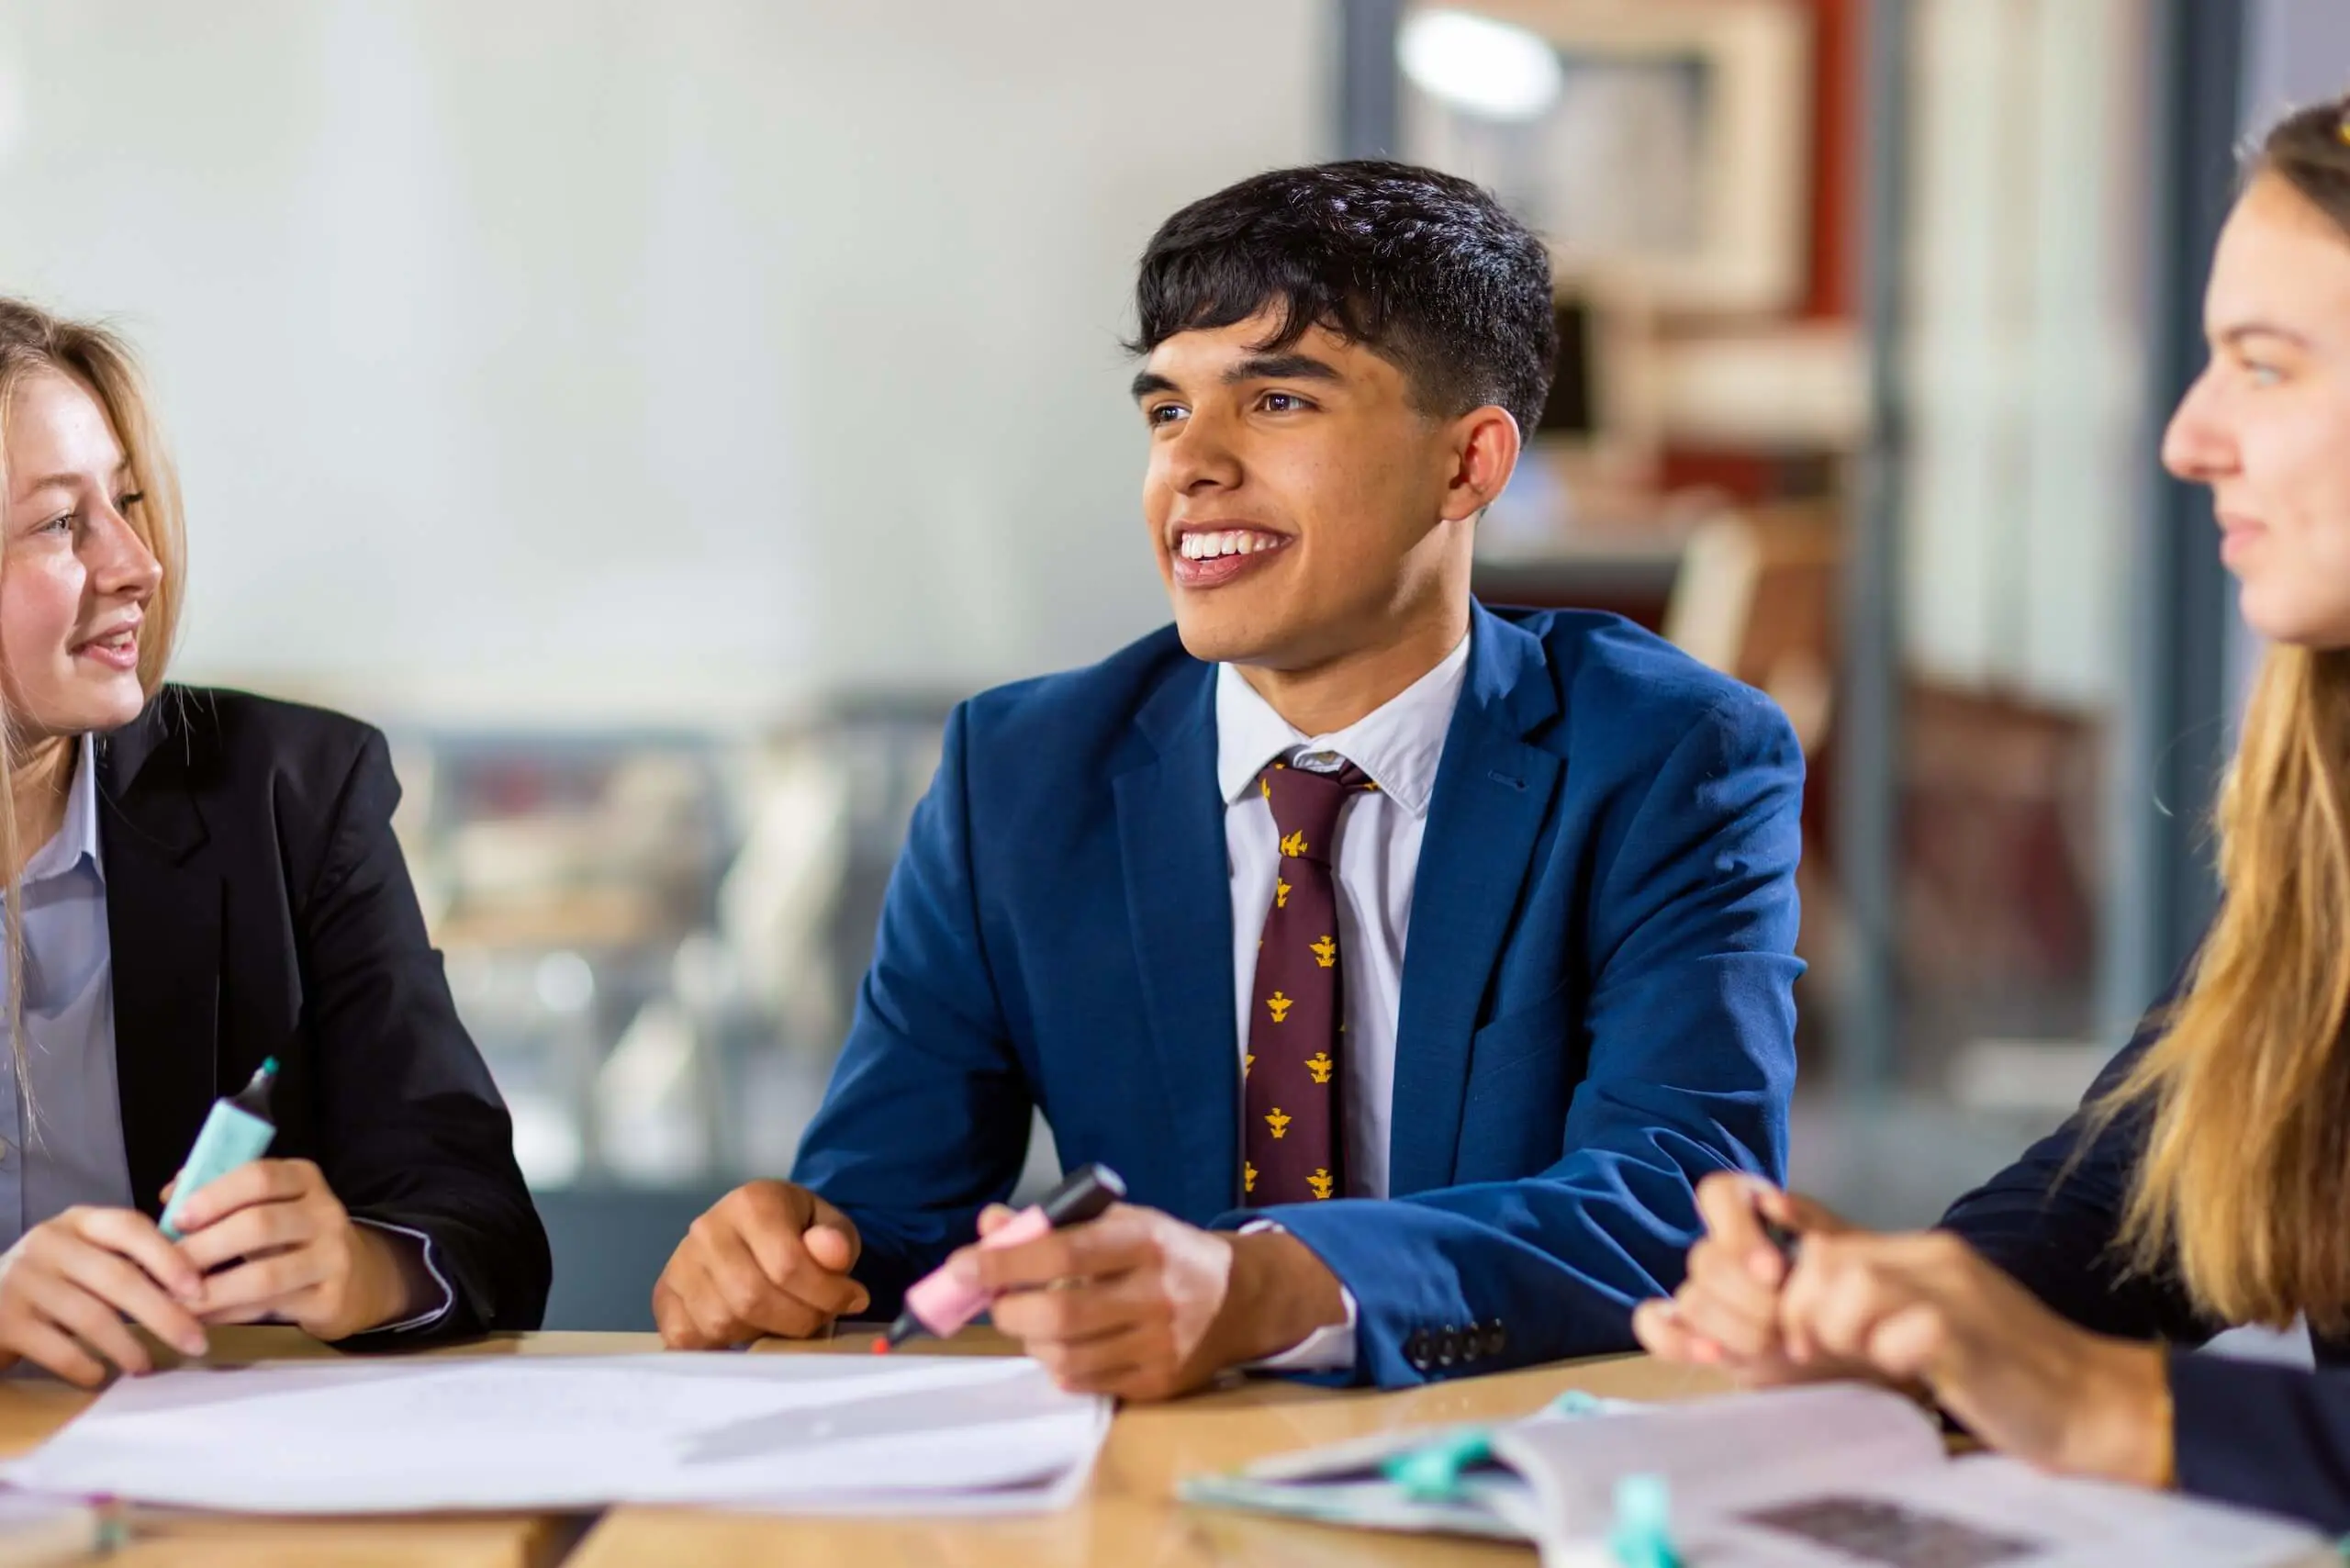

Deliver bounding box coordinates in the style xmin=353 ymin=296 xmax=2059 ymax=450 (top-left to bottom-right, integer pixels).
xmin=1399 ymin=9 xmax=1563 ymax=123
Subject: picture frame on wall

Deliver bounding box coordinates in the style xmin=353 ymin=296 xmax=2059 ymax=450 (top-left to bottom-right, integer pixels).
xmin=1401 ymin=0 xmax=1813 ymax=317
xmin=1537 ymin=267 xmax=1662 ymax=486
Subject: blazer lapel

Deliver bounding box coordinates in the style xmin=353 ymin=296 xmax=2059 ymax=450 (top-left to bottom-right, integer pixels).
xmin=1113 ymin=664 xmax=1241 ymax=1219
xmin=1389 ymin=606 xmax=1563 ymax=1195
xmin=95 ymin=703 xmax=224 ymax=1217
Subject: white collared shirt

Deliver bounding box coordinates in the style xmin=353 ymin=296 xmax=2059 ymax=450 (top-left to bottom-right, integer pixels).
xmin=1215 ymin=635 xmax=1471 ymax=1373
xmin=6 ymin=734 xmax=136 ymax=1239
xmin=1215 ymin=633 xmax=1472 ymax=1204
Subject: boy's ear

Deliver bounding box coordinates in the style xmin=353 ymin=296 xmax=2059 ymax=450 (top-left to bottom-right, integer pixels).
xmin=1442 ymin=406 xmax=1522 ymax=522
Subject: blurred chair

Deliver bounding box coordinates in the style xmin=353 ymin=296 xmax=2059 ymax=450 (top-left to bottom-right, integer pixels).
xmin=1662 ymin=500 xmax=1841 ymax=757
xmin=715 ymin=735 xmax=856 ymax=1054
xmin=1897 ymin=680 xmax=2103 ymax=1075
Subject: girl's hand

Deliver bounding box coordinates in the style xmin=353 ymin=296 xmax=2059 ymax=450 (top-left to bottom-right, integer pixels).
xmin=169 ymin=1159 xmax=423 ymax=1341
xmin=1778 ymin=1229 xmax=2172 ymax=1485
xmin=0 ymin=1206 xmax=208 ymax=1386
xmin=1634 ymin=1171 xmax=1865 ymax=1385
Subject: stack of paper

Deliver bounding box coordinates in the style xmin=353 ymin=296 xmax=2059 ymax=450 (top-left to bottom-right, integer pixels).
xmin=1185 ymin=1383 xmax=2333 ymax=1567
xmin=2 ymin=1354 xmax=1109 ymax=1516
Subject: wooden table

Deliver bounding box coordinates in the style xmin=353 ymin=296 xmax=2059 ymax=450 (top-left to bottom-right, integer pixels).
xmin=0 ymin=1327 xmax=647 ymax=1568
xmin=0 ymin=1327 xmax=1723 ymax=1567
xmin=572 ymin=1337 xmax=1729 ymax=1568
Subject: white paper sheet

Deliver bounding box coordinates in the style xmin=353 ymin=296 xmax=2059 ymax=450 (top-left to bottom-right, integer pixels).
xmin=0 ymin=1353 xmax=1110 ymax=1516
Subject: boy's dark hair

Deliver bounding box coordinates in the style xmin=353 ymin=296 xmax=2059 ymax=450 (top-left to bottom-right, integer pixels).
xmin=1130 ymin=160 xmax=1556 ymax=434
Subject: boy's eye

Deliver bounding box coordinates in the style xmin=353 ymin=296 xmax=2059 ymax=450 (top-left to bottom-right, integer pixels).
xmin=1261 ymin=392 xmax=1308 ymax=412
xmin=1147 ymin=403 xmax=1187 ymax=427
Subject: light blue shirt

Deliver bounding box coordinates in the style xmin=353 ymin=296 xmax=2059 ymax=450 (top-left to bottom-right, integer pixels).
xmin=0 ymin=735 xmax=451 ymax=1331
xmin=2 ymin=734 xmax=134 ymax=1242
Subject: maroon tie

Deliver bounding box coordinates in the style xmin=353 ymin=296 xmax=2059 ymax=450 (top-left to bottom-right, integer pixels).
xmin=1242 ymin=756 xmax=1375 ymax=1205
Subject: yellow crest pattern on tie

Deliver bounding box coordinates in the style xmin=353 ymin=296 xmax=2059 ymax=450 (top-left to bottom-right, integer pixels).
xmin=1306 ymin=1051 xmax=1333 ymax=1084
xmin=1310 ymin=934 xmax=1337 ymax=968
xmin=1244 ymin=1160 xmax=1258 ymax=1194
xmin=1275 ymin=878 xmax=1292 ymax=909
xmin=1266 ymin=991 xmax=1292 ymax=1023
xmin=1307 ymin=1169 xmax=1334 ymax=1200
xmin=1244 ymin=1052 xmax=1255 ymax=1079
xmin=1280 ymin=830 xmax=1307 ymax=858
xmin=1266 ymin=1107 xmax=1292 ymax=1139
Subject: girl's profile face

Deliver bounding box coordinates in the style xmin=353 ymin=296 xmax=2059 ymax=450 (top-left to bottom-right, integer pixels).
xmin=2165 ymin=173 xmax=2350 ymax=647
xmin=0 ymin=369 xmax=161 ymax=744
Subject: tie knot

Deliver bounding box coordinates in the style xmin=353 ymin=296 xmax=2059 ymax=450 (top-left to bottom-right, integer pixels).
xmin=1257 ymin=756 xmax=1373 ymax=865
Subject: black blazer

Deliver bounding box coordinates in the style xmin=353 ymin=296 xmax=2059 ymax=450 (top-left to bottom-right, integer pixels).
xmin=95 ymin=686 xmax=548 ymax=1344
xmin=1941 ymin=982 xmax=2350 ymax=1531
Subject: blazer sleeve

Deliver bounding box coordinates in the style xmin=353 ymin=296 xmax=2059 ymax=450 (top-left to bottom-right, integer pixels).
xmin=1249 ymin=690 xmax=1805 ymax=1387
xmin=789 ymin=705 xmax=1035 ymax=1315
xmin=2166 ymin=1352 xmax=2350 ymax=1531
xmin=1936 ymin=986 xmax=2215 ymax=1345
xmin=1939 ymin=979 xmax=2350 ymax=1530
xmin=298 ymin=730 xmax=551 ymax=1345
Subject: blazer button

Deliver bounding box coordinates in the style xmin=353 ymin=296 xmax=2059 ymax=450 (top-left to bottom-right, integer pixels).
xmin=1483 ymin=1319 xmax=1510 ymax=1358
xmin=1405 ymin=1329 xmax=1434 ymax=1371
xmin=1437 ymin=1328 xmax=1461 ymax=1367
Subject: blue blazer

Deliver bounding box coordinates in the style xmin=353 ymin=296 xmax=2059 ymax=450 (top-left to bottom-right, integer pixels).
xmin=1943 ymin=980 xmax=2350 ymax=1532
xmin=794 ymin=603 xmax=1803 ymax=1386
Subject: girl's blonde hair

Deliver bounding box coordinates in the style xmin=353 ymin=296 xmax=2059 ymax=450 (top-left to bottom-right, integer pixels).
xmin=0 ymin=301 xmax=185 ymax=1107
xmin=2096 ymin=97 xmax=2350 ymax=1331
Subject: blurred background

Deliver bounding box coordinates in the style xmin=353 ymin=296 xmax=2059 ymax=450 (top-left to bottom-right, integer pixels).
xmin=0 ymin=0 xmax=2336 ymax=1330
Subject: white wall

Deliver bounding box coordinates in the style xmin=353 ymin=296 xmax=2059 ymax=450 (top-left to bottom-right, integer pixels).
xmin=0 ymin=1 xmax=1326 ymax=724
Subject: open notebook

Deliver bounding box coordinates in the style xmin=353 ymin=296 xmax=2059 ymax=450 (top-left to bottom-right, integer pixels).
xmin=1182 ymin=1383 xmax=2334 ymax=1567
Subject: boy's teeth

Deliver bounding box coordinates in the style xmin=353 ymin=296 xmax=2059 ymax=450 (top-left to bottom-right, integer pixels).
xmin=1181 ymin=531 xmax=1281 ymax=560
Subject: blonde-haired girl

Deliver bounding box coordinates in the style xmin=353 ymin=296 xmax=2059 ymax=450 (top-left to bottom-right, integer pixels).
xmin=0 ymin=301 xmax=544 ymax=1383
xmin=1638 ymin=95 xmax=2350 ymax=1532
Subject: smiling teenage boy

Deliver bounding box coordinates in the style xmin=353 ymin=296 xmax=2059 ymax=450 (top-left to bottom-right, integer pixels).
xmin=655 ymin=162 xmax=1803 ymax=1396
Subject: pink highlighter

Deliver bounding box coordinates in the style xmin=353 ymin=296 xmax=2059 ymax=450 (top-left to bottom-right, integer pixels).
xmin=876 ymin=1163 xmax=1127 ymax=1351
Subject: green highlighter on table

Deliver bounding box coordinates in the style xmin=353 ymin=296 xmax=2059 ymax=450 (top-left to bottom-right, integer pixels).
xmin=158 ymin=1058 xmax=279 ymax=1241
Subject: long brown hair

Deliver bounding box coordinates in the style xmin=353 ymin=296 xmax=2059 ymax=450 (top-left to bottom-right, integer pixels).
xmin=2098 ymin=98 xmax=2350 ymax=1331
xmin=0 ymin=302 xmax=186 ymax=1111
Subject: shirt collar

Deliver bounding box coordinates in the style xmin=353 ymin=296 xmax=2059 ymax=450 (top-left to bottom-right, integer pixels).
xmin=1214 ymin=633 xmax=1472 ymax=818
xmin=21 ymin=734 xmax=103 ymax=889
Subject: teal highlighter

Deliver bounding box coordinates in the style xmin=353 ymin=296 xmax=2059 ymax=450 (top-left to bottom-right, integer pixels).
xmin=158 ymin=1058 xmax=279 ymax=1241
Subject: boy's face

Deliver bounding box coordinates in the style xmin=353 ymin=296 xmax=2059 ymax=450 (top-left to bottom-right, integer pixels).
xmin=1133 ymin=311 xmax=1486 ymax=672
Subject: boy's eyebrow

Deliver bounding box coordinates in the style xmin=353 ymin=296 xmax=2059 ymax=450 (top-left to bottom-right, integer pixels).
xmin=1131 ymin=353 xmax=1343 ymax=402
xmin=1225 ymin=353 xmax=1339 ymax=385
